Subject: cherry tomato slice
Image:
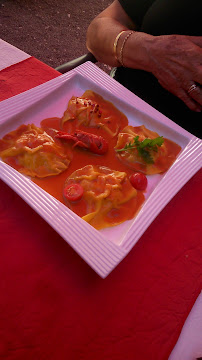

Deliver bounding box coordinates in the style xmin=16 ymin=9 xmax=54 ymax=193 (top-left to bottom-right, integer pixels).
xmin=64 ymin=183 xmax=84 ymax=202
xmin=130 ymin=172 xmax=148 ymax=191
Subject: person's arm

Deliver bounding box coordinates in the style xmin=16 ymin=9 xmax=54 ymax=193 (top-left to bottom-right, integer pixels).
xmin=86 ymin=0 xmax=153 ymax=70
xmin=87 ymin=0 xmax=202 ymax=112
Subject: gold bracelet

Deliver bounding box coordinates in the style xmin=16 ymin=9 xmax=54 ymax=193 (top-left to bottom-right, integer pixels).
xmin=113 ymin=30 xmax=127 ymax=63
xmin=119 ymin=31 xmax=134 ymax=67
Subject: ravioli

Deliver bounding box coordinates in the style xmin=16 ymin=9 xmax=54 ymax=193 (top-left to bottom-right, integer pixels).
xmin=64 ymin=164 xmax=145 ymax=230
xmin=61 ymin=90 xmax=121 ymax=137
xmin=0 ymin=124 xmax=70 ymax=178
xmin=115 ymin=125 xmax=181 ymax=174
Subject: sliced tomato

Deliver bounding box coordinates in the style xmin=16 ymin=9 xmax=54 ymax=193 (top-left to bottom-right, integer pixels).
xmin=64 ymin=183 xmax=84 ymax=201
xmin=130 ymin=172 xmax=148 ymax=191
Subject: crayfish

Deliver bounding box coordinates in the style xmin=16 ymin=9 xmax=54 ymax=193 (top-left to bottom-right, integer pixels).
xmin=55 ymin=129 xmax=108 ymax=155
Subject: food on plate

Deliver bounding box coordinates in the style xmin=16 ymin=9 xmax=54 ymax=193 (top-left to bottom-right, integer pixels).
xmin=61 ymin=90 xmax=123 ymax=137
xmin=115 ymin=125 xmax=181 ymax=174
xmin=0 ymin=90 xmax=182 ymax=231
xmin=55 ymin=129 xmax=108 ymax=155
xmin=130 ymin=172 xmax=148 ymax=191
xmin=64 ymin=183 xmax=84 ymax=202
xmin=0 ymin=124 xmax=70 ymax=178
xmin=63 ymin=164 xmax=145 ymax=230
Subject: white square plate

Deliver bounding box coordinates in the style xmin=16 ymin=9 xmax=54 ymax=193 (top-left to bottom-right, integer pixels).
xmin=0 ymin=62 xmax=201 ymax=278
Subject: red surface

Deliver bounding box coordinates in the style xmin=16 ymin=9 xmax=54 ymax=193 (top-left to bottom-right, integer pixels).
xmin=0 ymin=57 xmax=202 ymax=360
xmin=0 ymin=57 xmax=59 ymax=101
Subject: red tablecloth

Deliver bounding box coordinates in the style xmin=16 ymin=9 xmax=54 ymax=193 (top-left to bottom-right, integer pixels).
xmin=0 ymin=57 xmax=201 ymax=360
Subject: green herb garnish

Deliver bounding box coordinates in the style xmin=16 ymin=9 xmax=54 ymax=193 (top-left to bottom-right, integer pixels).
xmin=116 ymin=136 xmax=164 ymax=164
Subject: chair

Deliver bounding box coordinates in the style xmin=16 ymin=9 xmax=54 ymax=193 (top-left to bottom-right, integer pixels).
xmin=55 ymin=52 xmax=116 ymax=78
xmin=55 ymin=52 xmax=97 ymax=74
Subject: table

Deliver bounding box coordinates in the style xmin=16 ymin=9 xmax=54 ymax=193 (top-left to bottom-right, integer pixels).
xmin=0 ymin=39 xmax=202 ymax=360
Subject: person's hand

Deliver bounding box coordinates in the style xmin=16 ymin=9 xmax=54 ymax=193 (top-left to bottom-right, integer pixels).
xmin=147 ymin=35 xmax=202 ymax=112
